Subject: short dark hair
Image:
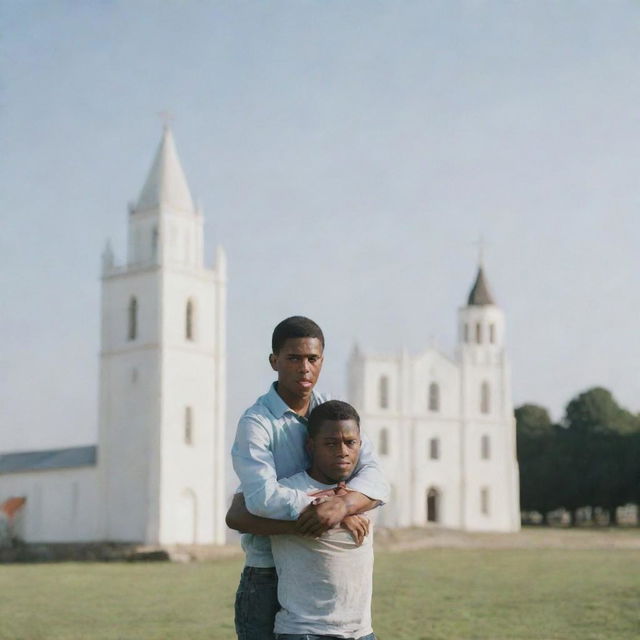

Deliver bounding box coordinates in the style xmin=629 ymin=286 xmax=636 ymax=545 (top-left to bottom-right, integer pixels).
xmin=271 ymin=316 xmax=325 ymax=354
xmin=307 ymin=400 xmax=360 ymax=439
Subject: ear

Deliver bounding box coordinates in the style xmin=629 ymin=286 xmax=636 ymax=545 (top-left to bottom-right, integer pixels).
xmin=269 ymin=353 xmax=277 ymax=371
xmin=305 ymin=436 xmax=314 ymax=458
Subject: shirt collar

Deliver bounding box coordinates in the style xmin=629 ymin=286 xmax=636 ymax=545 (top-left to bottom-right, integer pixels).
xmin=264 ymin=382 xmax=322 ymax=420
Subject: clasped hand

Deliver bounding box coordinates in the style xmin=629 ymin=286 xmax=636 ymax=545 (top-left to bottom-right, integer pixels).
xmin=295 ymin=483 xmax=370 ymax=545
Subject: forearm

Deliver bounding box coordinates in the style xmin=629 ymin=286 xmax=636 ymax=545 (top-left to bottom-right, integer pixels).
xmin=226 ymin=493 xmax=298 ymax=536
xmin=340 ymin=490 xmax=380 ymax=516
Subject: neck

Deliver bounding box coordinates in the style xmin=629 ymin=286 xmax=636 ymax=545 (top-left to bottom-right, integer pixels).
xmin=276 ymin=384 xmax=311 ymax=416
xmin=307 ymin=466 xmax=338 ymax=486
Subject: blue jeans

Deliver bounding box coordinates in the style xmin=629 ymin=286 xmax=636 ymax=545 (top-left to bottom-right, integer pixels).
xmin=275 ymin=635 xmax=376 ymax=640
xmin=234 ymin=566 xmax=279 ymax=640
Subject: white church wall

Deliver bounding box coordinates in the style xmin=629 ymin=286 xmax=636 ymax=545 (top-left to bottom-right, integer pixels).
xmin=362 ymin=357 xmax=401 ymax=415
xmin=410 ymin=350 xmax=460 ymax=418
xmin=0 ymin=467 xmax=99 ymax=542
xmin=349 ymin=268 xmax=521 ymax=533
xmin=99 ymin=267 xmax=163 ymax=542
xmin=413 ymin=418 xmax=463 ymax=528
xmin=155 ymin=264 xmax=225 ymax=545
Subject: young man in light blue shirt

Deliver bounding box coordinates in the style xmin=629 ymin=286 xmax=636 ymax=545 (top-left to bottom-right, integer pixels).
xmin=228 ymin=316 xmax=389 ymax=640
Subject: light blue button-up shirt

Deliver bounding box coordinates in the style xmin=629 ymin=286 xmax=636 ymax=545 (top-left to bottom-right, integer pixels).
xmin=232 ymin=383 xmax=390 ymax=567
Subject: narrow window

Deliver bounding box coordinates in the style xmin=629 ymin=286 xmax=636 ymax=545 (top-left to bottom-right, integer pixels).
xmin=186 ymin=299 xmax=195 ymax=341
xmin=184 ymin=406 xmax=193 ymax=445
xmin=428 ymin=382 xmax=440 ymax=412
xmin=481 ymin=434 xmax=490 ymax=460
xmin=476 ymin=322 xmax=482 ymax=344
xmin=379 ymin=375 xmax=389 ymax=409
xmin=426 ymin=488 xmax=439 ymax=523
xmin=379 ymin=428 xmax=389 ymax=455
xmin=151 ymin=226 xmax=159 ymax=260
xmin=481 ymin=381 xmax=490 ymax=414
xmin=429 ymin=437 xmax=440 ymax=460
xmin=128 ymin=297 xmax=137 ymax=341
xmin=489 ymin=323 xmax=496 ymax=344
xmin=464 ymin=323 xmax=469 ymax=343
xmin=480 ymin=487 xmax=490 ymax=515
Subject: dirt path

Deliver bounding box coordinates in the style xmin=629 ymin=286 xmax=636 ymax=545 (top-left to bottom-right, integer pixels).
xmin=373 ymin=526 xmax=640 ymax=551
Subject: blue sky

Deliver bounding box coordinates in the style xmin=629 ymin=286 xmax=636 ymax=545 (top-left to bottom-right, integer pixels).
xmin=2 ymin=1 xmax=639 ymax=454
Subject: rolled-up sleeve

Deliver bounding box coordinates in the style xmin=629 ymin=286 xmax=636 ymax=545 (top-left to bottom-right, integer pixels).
xmin=348 ymin=431 xmax=390 ymax=503
xmin=231 ymin=415 xmax=313 ymax=520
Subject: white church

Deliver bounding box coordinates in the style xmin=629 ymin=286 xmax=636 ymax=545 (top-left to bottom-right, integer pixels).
xmin=348 ymin=268 xmax=521 ymax=532
xmin=0 ymin=129 xmax=520 ymax=545
xmin=0 ymin=128 xmax=227 ymax=545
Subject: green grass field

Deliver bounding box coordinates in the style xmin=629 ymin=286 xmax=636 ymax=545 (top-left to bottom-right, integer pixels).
xmin=1 ymin=547 xmax=639 ymax=640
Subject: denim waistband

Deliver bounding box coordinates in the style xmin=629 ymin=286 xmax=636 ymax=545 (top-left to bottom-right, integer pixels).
xmin=243 ymin=565 xmax=277 ymax=576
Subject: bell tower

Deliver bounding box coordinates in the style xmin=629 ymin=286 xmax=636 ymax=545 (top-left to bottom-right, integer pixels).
xmin=98 ymin=127 xmax=226 ymax=545
xmin=457 ymin=264 xmax=520 ymax=531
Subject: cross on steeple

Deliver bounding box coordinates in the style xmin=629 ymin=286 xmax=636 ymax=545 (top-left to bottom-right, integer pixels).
xmin=157 ymin=110 xmax=175 ymax=129
xmin=473 ymin=235 xmax=489 ymax=266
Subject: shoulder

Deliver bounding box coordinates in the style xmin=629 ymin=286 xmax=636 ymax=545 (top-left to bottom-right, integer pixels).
xmin=239 ymin=393 xmax=275 ymax=427
xmin=278 ymin=471 xmax=309 ymax=491
xmin=234 ymin=399 xmax=276 ymax=443
xmin=313 ymin=389 xmax=331 ymax=405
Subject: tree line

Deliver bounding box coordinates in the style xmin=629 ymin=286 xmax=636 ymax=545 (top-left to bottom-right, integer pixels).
xmin=516 ymin=387 xmax=640 ymax=525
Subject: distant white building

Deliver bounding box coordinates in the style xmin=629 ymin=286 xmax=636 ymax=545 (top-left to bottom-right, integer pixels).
xmin=0 ymin=128 xmax=227 ymax=545
xmin=348 ymin=268 xmax=521 ymax=532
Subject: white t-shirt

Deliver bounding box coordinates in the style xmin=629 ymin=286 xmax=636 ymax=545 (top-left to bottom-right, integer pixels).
xmin=270 ymin=471 xmax=374 ymax=638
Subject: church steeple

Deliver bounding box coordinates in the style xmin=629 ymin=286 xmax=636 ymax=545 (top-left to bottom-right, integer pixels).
xmin=127 ymin=127 xmax=203 ymax=268
xmin=135 ymin=126 xmax=195 ymax=214
xmin=467 ymin=266 xmax=496 ymax=306
xmin=458 ymin=263 xmax=505 ymax=351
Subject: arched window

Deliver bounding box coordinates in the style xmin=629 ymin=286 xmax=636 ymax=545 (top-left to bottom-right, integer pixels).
xmin=489 ymin=323 xmax=496 ymax=344
xmin=128 ymin=297 xmax=137 ymax=341
xmin=379 ymin=375 xmax=389 ymax=409
xmin=186 ymin=299 xmax=195 ymax=341
xmin=476 ymin=322 xmax=483 ymax=344
xmin=481 ymin=434 xmax=490 ymax=460
xmin=428 ymin=382 xmax=440 ymax=412
xmin=480 ymin=487 xmax=490 ymax=515
xmin=480 ymin=381 xmax=490 ymax=414
xmin=379 ymin=428 xmax=389 ymax=455
xmin=429 ymin=437 xmax=440 ymax=460
xmin=184 ymin=406 xmax=193 ymax=445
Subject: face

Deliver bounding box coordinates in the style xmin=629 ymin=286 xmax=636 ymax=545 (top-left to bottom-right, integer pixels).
xmin=269 ymin=337 xmax=324 ymax=406
xmin=307 ymin=419 xmax=361 ymax=484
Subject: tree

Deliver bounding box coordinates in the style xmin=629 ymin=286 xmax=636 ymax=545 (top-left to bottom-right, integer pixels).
xmin=515 ymin=404 xmax=561 ymax=522
xmin=563 ymin=387 xmax=640 ymax=524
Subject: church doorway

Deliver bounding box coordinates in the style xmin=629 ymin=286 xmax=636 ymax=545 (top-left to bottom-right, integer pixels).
xmin=426 ymin=487 xmax=440 ymax=523
xmin=176 ymin=489 xmax=197 ymax=544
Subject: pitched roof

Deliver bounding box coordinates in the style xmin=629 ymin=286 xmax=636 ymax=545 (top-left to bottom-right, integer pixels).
xmin=135 ymin=127 xmax=194 ymax=213
xmin=0 ymin=446 xmax=97 ymax=475
xmin=467 ymin=266 xmax=496 ymax=306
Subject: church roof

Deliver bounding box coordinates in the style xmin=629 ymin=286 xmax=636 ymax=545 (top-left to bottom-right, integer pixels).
xmin=467 ymin=266 xmax=496 ymax=306
xmin=0 ymin=445 xmax=97 ymax=475
xmin=135 ymin=127 xmax=195 ymax=213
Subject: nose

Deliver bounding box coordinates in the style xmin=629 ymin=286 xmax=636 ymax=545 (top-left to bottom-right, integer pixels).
xmin=337 ymin=441 xmax=349 ymax=457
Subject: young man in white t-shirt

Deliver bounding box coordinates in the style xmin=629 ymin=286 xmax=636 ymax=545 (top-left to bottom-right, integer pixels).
xmin=230 ymin=399 xmax=377 ymax=640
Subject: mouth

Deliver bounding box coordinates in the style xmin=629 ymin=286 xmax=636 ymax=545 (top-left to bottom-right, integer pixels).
xmin=298 ymin=380 xmax=313 ymax=388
